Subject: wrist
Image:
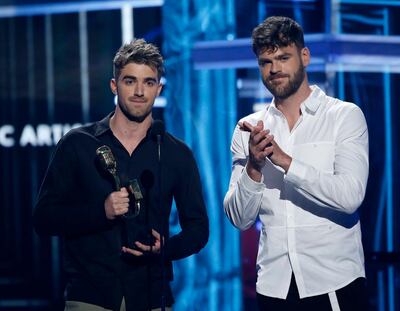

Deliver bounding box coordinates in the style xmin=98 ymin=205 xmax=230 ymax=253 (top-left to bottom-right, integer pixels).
xmin=281 ymin=155 xmax=292 ymax=173
xmin=246 ymin=162 xmax=263 ymax=182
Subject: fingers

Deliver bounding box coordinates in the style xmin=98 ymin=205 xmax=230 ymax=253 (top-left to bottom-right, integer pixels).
xmin=238 ymin=121 xmax=253 ymax=132
xmin=121 ymin=242 xmax=160 ymax=257
xmin=122 ymin=229 xmax=162 ymax=257
xmin=250 ymin=132 xmax=274 ymax=158
xmin=119 ymin=187 xmax=129 ymax=195
xmin=239 ymin=120 xmax=263 ymax=132
xmin=151 ymin=229 xmax=161 ymax=240
xmin=262 ymin=138 xmax=280 ymax=156
xmin=262 ymin=144 xmax=274 ymax=158
xmin=239 ymin=120 xmax=271 ymax=145
xmin=121 ymin=246 xmax=143 ymax=257
xmin=135 ymin=231 xmax=161 ymax=253
xmin=104 ymin=187 xmax=130 ymax=220
xmin=265 ymin=140 xmax=292 ymax=172
xmin=254 ymin=132 xmax=273 ymax=149
xmin=134 ymin=241 xmax=160 ymax=253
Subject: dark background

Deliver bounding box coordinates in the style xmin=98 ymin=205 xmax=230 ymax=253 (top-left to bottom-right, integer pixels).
xmin=0 ymin=0 xmax=399 ymax=310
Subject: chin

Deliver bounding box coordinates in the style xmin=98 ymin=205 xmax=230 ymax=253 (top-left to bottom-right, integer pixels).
xmin=128 ymin=111 xmax=152 ymax=123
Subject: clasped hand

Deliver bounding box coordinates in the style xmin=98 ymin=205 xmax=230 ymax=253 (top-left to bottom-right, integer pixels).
xmin=239 ymin=120 xmax=292 ymax=180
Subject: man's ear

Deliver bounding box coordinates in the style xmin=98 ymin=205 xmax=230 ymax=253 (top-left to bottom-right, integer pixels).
xmin=110 ymin=78 xmax=117 ymax=95
xmin=301 ymin=47 xmax=310 ymax=67
xmin=157 ymin=83 xmax=163 ymax=97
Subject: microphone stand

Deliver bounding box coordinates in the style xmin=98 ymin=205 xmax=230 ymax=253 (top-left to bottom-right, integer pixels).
xmin=156 ymin=134 xmax=166 ymax=311
xmin=139 ymin=169 xmax=155 ymax=311
xmin=144 ymin=184 xmax=151 ymax=311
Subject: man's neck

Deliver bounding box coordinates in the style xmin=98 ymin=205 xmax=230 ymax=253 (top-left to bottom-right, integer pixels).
xmin=275 ymin=81 xmax=312 ymax=131
xmin=110 ymin=108 xmax=152 ymax=154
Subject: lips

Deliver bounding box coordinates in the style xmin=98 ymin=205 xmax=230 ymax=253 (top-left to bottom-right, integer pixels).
xmin=129 ymin=97 xmax=146 ymax=103
xmin=269 ymin=75 xmax=288 ymax=81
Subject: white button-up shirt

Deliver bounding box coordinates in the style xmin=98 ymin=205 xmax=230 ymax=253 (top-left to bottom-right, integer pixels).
xmin=224 ymin=85 xmax=369 ymax=299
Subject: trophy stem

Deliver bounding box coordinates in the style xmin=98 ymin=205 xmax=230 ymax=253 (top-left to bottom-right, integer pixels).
xmin=112 ymin=174 xmax=121 ymax=191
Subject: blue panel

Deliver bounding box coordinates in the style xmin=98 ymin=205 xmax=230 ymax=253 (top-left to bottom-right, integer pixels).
xmin=0 ymin=0 xmax=164 ymax=18
xmin=192 ymin=34 xmax=400 ymax=72
xmin=163 ymin=1 xmax=241 ymax=310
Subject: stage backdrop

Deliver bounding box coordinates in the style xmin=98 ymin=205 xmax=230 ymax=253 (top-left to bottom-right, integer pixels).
xmin=163 ymin=1 xmax=241 ymax=310
xmin=1 ymin=1 xmax=400 ymax=311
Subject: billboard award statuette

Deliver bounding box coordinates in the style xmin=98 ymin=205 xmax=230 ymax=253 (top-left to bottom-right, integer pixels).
xmin=96 ymin=145 xmax=142 ymax=218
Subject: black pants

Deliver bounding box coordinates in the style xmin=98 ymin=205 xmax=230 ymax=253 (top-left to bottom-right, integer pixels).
xmin=257 ymin=275 xmax=368 ymax=311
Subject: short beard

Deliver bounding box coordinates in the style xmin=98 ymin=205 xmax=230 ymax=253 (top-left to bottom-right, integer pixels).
xmin=264 ymin=62 xmax=305 ymax=100
xmin=118 ymin=100 xmax=151 ymax=123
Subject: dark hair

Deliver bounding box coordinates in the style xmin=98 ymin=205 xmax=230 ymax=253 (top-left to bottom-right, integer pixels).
xmin=113 ymin=38 xmax=164 ymax=81
xmin=252 ymin=16 xmax=305 ymax=56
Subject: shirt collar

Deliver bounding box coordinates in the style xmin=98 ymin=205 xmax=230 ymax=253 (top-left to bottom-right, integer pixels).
xmin=93 ymin=111 xmax=114 ymax=137
xmin=302 ymin=85 xmax=322 ymax=114
xmin=267 ymin=84 xmax=322 ymax=116
xmin=93 ymin=111 xmax=160 ymax=140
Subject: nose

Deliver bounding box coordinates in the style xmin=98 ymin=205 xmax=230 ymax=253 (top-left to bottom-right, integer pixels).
xmin=270 ymin=61 xmax=281 ymax=74
xmin=134 ymin=82 xmax=144 ymax=97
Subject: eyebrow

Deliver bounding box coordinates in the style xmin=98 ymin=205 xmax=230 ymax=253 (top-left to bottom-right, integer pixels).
xmin=122 ymin=75 xmax=158 ymax=83
xmin=144 ymin=77 xmax=158 ymax=83
xmin=258 ymin=52 xmax=293 ymax=61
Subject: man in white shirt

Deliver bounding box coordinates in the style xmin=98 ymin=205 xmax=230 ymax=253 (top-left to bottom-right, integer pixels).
xmin=224 ymin=16 xmax=369 ymax=311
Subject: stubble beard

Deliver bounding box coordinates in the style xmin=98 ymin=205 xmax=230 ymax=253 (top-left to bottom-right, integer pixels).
xmin=118 ymin=99 xmax=152 ymax=123
xmin=264 ymin=63 xmax=305 ymax=100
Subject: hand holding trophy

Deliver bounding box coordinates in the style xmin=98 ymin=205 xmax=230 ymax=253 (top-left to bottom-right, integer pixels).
xmin=96 ymin=145 xmax=142 ymax=218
